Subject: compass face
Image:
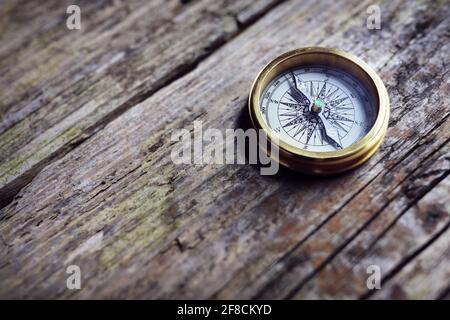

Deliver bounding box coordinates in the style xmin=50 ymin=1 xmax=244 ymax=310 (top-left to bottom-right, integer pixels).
xmin=259 ymin=65 xmax=377 ymax=152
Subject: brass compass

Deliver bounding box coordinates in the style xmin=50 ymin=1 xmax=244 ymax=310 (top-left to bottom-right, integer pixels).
xmin=248 ymin=47 xmax=390 ymax=175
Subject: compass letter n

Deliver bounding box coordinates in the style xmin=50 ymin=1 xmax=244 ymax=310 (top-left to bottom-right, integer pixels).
xmin=66 ymin=5 xmax=81 ymax=30
xmin=366 ymin=5 xmax=381 ymax=30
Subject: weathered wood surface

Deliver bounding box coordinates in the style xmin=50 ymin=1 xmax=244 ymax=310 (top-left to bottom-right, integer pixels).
xmin=0 ymin=0 xmax=449 ymax=299
xmin=0 ymin=0 xmax=282 ymax=206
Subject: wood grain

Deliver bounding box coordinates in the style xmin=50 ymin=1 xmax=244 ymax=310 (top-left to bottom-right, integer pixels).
xmin=0 ymin=0 xmax=449 ymax=299
xmin=0 ymin=0 xmax=282 ymax=207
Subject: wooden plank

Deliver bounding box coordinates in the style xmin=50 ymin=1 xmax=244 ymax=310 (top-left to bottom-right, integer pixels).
xmin=0 ymin=0 xmax=449 ymax=299
xmin=293 ymin=173 xmax=450 ymax=299
xmin=214 ymin=0 xmax=450 ymax=300
xmin=0 ymin=0 xmax=283 ymax=207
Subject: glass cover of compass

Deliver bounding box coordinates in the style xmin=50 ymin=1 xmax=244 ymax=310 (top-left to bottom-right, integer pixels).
xmin=259 ymin=66 xmax=376 ymax=152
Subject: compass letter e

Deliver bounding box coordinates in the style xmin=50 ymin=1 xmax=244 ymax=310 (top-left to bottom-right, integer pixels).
xmin=66 ymin=5 xmax=81 ymax=30
xmin=366 ymin=5 xmax=381 ymax=30
xmin=366 ymin=265 xmax=381 ymax=290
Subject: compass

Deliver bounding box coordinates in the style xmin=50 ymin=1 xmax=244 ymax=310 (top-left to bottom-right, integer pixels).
xmin=248 ymin=47 xmax=390 ymax=175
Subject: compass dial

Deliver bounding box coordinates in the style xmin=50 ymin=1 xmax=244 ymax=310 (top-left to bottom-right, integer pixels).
xmin=259 ymin=66 xmax=376 ymax=152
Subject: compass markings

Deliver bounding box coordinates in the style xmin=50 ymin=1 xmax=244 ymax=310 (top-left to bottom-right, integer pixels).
xmin=318 ymin=82 xmax=327 ymax=99
xmin=305 ymin=122 xmax=318 ymax=144
xmin=310 ymin=81 xmax=315 ymax=97
xmin=295 ymin=122 xmax=309 ymax=139
xmin=326 ymin=88 xmax=340 ymax=101
xmin=280 ymin=80 xmax=355 ymax=147
xmin=279 ymin=112 xmax=298 ymax=117
xmin=328 ymin=112 xmax=352 ymax=122
xmin=335 ymin=105 xmax=353 ymax=110
xmin=329 ymin=97 xmax=348 ymax=107
xmin=329 ymin=119 xmax=349 ymax=134
xmin=317 ymin=122 xmax=324 ymax=144
xmin=279 ymin=101 xmax=300 ymax=109
xmin=282 ymin=114 xmax=307 ymax=129
xmin=267 ymin=70 xmax=365 ymax=150
xmin=284 ymin=94 xmax=298 ymax=103
xmin=289 ymin=88 xmax=309 ymax=106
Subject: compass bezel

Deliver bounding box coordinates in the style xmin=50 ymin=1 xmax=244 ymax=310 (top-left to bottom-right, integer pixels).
xmin=248 ymin=47 xmax=390 ymax=175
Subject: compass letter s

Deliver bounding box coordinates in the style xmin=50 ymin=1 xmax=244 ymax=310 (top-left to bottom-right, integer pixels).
xmin=366 ymin=5 xmax=381 ymax=30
